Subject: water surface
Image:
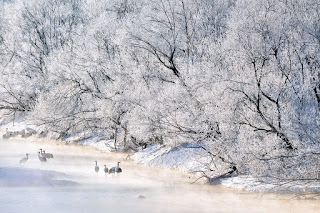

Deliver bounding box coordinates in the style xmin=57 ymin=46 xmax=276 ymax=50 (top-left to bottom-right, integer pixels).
xmin=0 ymin=138 xmax=319 ymax=213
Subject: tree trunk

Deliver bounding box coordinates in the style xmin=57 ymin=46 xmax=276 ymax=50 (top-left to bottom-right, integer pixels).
xmin=114 ymin=127 xmax=118 ymax=152
xmin=123 ymin=126 xmax=128 ymax=149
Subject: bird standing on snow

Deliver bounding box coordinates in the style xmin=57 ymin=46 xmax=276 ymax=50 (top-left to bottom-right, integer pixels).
xmin=104 ymin=165 xmax=108 ymax=174
xmin=109 ymin=162 xmax=122 ymax=174
xmin=95 ymin=161 xmax=99 ymax=173
xmin=19 ymin=153 xmax=29 ymax=164
xmin=38 ymin=151 xmax=47 ymax=162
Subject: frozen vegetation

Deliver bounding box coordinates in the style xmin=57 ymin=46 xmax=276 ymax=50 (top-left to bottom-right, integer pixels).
xmin=0 ymin=0 xmax=320 ymax=196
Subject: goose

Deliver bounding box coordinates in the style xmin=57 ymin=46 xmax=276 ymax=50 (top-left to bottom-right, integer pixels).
xmin=104 ymin=165 xmax=108 ymax=174
xmin=95 ymin=161 xmax=99 ymax=173
xmin=109 ymin=162 xmax=122 ymax=174
xmin=38 ymin=151 xmax=47 ymax=162
xmin=19 ymin=153 xmax=29 ymax=164
xmin=39 ymin=149 xmax=54 ymax=158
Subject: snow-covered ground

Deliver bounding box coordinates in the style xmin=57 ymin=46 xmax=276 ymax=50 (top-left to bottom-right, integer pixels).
xmin=133 ymin=144 xmax=208 ymax=172
xmin=133 ymin=144 xmax=320 ymax=195
xmin=0 ymin=120 xmax=114 ymax=151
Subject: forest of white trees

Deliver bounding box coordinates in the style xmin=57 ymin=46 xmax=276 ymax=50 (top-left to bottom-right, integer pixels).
xmin=0 ymin=0 xmax=319 ymax=182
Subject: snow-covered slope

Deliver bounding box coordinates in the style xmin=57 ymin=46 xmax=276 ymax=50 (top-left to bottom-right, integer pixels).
xmin=133 ymin=144 xmax=208 ymax=172
xmin=134 ymin=144 xmax=320 ymax=194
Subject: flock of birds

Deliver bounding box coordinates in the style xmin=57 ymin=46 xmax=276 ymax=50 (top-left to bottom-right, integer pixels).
xmin=95 ymin=160 xmax=122 ymax=175
xmin=19 ymin=148 xmax=54 ymax=164
xmin=19 ymin=150 xmax=122 ymax=175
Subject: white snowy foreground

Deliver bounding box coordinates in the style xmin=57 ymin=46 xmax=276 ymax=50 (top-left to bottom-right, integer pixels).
xmin=1 ymin=138 xmax=320 ymax=213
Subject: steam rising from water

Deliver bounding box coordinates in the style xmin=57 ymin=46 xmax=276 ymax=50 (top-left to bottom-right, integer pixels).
xmin=0 ymin=138 xmax=319 ymax=213
xmin=0 ymin=167 xmax=77 ymax=186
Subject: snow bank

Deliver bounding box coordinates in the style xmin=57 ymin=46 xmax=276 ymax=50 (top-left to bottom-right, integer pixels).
xmin=65 ymin=134 xmax=114 ymax=151
xmin=219 ymin=176 xmax=320 ymax=194
xmin=134 ymin=144 xmax=320 ymax=194
xmin=0 ymin=120 xmax=114 ymax=152
xmin=0 ymin=167 xmax=78 ymax=187
xmin=133 ymin=144 xmax=208 ymax=172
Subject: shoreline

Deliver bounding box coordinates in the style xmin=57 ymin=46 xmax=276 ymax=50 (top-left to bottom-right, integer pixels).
xmin=1 ymin=121 xmax=319 ymax=197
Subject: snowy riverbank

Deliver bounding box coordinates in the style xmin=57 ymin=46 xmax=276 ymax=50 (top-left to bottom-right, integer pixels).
xmin=133 ymin=144 xmax=320 ymax=195
xmin=0 ymin=120 xmax=114 ymax=151
xmin=1 ymin=120 xmax=320 ymax=196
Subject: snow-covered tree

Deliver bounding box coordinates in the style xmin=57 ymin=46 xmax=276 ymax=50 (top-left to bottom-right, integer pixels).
xmin=0 ymin=0 xmax=319 ymax=183
xmin=222 ymin=0 xmax=320 ymax=179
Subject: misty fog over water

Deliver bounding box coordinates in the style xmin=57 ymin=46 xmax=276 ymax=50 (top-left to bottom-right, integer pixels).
xmin=0 ymin=138 xmax=319 ymax=213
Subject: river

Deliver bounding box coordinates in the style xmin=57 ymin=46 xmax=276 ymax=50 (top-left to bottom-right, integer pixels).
xmin=0 ymin=137 xmax=319 ymax=213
